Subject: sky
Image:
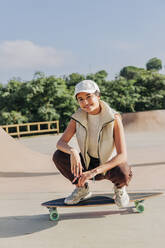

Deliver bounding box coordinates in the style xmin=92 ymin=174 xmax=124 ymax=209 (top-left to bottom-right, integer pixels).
xmin=0 ymin=0 xmax=165 ymax=84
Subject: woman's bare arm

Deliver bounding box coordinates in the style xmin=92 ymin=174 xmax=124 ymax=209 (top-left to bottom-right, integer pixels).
xmin=56 ymin=119 xmax=83 ymax=178
xmin=56 ymin=119 xmax=76 ymax=154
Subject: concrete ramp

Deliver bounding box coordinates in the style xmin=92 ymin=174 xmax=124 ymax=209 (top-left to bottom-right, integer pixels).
xmin=122 ymin=110 xmax=165 ymax=132
xmin=0 ymin=127 xmax=55 ymax=173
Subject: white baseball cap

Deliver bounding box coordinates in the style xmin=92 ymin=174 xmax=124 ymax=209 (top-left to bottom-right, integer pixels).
xmin=74 ymin=80 xmax=100 ymax=96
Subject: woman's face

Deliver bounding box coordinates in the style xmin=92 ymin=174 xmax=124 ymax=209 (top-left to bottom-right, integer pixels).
xmin=76 ymin=92 xmax=101 ymax=115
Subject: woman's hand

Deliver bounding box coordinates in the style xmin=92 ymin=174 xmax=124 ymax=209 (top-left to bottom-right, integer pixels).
xmin=70 ymin=149 xmax=83 ymax=180
xmin=77 ymin=170 xmax=97 ymax=187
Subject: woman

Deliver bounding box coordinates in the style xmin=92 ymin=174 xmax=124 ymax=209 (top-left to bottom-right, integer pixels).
xmin=53 ymin=80 xmax=132 ymax=207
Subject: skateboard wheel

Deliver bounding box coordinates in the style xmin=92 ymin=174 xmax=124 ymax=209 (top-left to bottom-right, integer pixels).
xmin=134 ymin=200 xmax=144 ymax=213
xmin=49 ymin=208 xmax=59 ymax=221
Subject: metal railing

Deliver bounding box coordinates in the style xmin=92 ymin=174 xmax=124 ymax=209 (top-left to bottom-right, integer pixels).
xmin=1 ymin=120 xmax=59 ymax=138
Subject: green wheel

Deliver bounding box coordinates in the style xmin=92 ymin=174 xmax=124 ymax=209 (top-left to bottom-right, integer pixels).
xmin=49 ymin=208 xmax=59 ymax=221
xmin=134 ymin=200 xmax=145 ymax=213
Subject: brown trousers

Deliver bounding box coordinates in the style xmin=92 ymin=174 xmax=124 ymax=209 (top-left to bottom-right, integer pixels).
xmin=53 ymin=150 xmax=132 ymax=188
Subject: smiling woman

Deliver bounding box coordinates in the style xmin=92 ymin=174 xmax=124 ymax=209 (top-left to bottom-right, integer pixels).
xmin=76 ymin=92 xmax=101 ymax=115
xmin=52 ymin=80 xmax=132 ymax=207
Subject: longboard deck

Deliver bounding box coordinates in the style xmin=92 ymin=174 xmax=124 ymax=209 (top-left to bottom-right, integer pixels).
xmin=42 ymin=192 xmax=162 ymax=208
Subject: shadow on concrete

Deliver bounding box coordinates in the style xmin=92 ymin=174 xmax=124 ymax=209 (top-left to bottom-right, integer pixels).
xmin=0 ymin=208 xmax=136 ymax=238
xmin=0 ymin=172 xmax=59 ymax=178
xmin=59 ymin=207 xmax=136 ymax=221
xmin=0 ymin=214 xmax=57 ymax=238
xmin=132 ymin=162 xmax=165 ymax=167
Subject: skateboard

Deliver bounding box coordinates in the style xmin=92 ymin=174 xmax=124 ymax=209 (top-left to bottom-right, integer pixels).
xmin=42 ymin=192 xmax=162 ymax=221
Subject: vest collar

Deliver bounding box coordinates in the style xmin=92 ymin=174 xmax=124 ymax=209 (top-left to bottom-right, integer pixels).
xmin=72 ymin=100 xmax=114 ymax=129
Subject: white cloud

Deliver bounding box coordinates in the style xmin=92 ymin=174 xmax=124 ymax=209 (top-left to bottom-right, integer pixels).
xmin=0 ymin=40 xmax=73 ymax=69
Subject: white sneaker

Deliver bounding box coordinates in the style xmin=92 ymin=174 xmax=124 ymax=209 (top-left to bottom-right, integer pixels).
xmin=64 ymin=183 xmax=92 ymax=205
xmin=114 ymin=186 xmax=129 ymax=208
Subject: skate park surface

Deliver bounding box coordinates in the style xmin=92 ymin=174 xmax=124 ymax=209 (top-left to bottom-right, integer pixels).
xmin=0 ymin=109 xmax=165 ymax=248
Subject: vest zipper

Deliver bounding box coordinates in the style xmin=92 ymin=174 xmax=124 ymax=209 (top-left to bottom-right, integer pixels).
xmin=97 ymin=119 xmax=114 ymax=162
xmin=71 ymin=117 xmax=88 ymax=165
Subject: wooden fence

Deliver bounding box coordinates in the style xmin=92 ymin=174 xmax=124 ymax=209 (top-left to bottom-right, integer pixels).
xmin=1 ymin=120 xmax=59 ymax=138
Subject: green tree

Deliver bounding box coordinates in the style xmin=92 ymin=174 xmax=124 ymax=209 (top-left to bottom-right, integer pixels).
xmin=102 ymin=77 xmax=139 ymax=112
xmin=134 ymin=72 xmax=165 ymax=111
xmin=1 ymin=80 xmax=23 ymax=112
xmin=22 ymin=74 xmax=77 ymax=130
xmin=146 ymin=57 xmax=162 ymax=71
xmin=0 ymin=111 xmax=28 ymax=125
xmin=120 ymin=66 xmax=146 ymax=80
xmin=86 ymin=70 xmax=108 ymax=82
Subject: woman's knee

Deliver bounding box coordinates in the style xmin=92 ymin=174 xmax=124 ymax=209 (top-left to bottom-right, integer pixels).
xmin=109 ymin=162 xmax=132 ymax=187
xmin=52 ymin=149 xmax=71 ymax=169
xmin=52 ymin=150 xmax=60 ymax=164
xmin=118 ymin=162 xmax=132 ymax=184
xmin=52 ymin=150 xmax=66 ymax=166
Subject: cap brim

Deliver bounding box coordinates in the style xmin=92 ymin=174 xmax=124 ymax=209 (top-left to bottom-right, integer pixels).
xmin=74 ymin=89 xmax=97 ymax=96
